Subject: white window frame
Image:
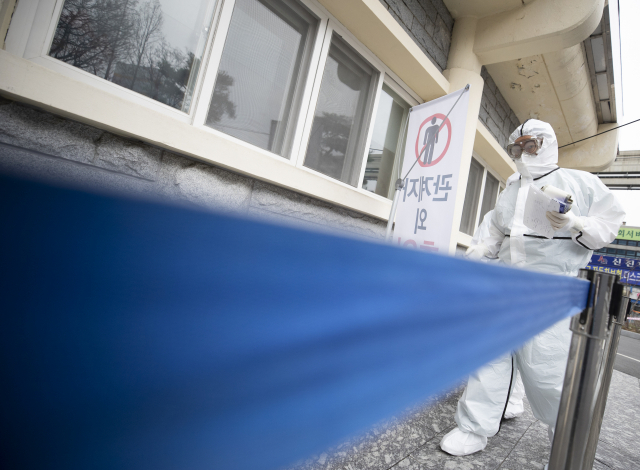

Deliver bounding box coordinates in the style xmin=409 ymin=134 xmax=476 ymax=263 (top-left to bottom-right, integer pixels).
xmin=6 ymin=0 xmax=422 ymax=199
xmin=6 ymin=0 xmax=226 ymax=122
xmin=465 ymin=152 xmax=504 ymax=235
xmin=191 ymin=0 xmax=330 ymax=165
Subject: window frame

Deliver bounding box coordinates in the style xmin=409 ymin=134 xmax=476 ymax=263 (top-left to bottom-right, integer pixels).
xmin=6 ymin=0 xmax=422 ymax=200
xmin=459 ymin=152 xmax=504 ymax=236
xmin=191 ymin=0 xmax=330 ymax=160
xmin=7 ymin=0 xmax=226 ymax=122
xmin=360 ymin=79 xmax=413 ymax=200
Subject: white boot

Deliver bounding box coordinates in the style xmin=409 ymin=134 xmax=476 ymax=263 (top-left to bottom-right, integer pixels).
xmin=440 ymin=427 xmax=487 ymax=456
xmin=503 ymin=400 xmax=524 ymax=419
xmin=503 ymin=372 xmax=525 ymax=419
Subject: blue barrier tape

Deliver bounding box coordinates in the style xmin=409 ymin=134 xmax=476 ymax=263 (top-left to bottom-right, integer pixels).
xmin=0 ymin=173 xmax=589 ymax=470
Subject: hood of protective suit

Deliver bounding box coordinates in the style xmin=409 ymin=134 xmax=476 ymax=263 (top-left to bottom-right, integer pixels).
xmin=508 ymin=119 xmax=558 ymax=179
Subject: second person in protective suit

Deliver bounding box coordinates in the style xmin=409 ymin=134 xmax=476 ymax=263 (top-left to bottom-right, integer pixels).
xmin=440 ymin=119 xmax=625 ymax=457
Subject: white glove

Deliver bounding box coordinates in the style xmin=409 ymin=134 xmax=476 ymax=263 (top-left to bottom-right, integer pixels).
xmin=545 ymin=210 xmax=584 ymax=232
xmin=465 ymin=243 xmax=489 ymax=261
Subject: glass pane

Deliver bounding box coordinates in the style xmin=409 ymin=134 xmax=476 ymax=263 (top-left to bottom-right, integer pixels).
xmin=304 ymin=34 xmax=378 ymax=186
xmin=50 ymin=0 xmax=217 ymax=112
xmin=629 ymin=241 xmax=638 ymax=246
xmin=606 ymin=248 xmax=617 ymax=254
xmin=459 ymin=158 xmax=484 ymax=235
xmin=205 ymin=0 xmax=317 ymax=157
xmin=362 ymin=84 xmax=409 ymax=198
xmin=596 ymin=73 xmax=609 ymax=100
xmin=478 ymin=172 xmax=499 ymax=224
xmin=627 ymin=251 xmax=636 ymax=257
xmin=617 ymin=249 xmax=626 ymax=255
xmin=618 ymin=239 xmax=628 ymax=245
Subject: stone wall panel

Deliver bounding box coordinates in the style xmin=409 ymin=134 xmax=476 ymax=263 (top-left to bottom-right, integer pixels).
xmin=380 ymin=0 xmax=453 ymax=71
xmin=0 ymin=100 xmax=385 ymax=240
xmin=480 ymin=67 xmax=521 ymax=149
xmin=0 ymin=98 xmax=101 ymax=164
xmin=94 ymin=133 xmax=162 ymax=180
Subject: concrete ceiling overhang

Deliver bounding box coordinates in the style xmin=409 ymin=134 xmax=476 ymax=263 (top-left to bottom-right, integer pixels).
xmin=444 ymin=0 xmax=604 ymax=65
xmin=485 ymin=14 xmax=618 ymax=171
xmin=486 ymin=45 xmax=597 ymax=147
xmin=445 ymin=0 xmax=616 ymax=171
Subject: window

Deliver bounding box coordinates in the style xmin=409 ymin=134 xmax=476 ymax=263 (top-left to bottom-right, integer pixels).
xmin=627 ymin=251 xmax=636 ymax=257
xmin=459 ymin=156 xmax=503 ymax=236
xmin=48 ymin=0 xmax=217 ymax=112
xmin=362 ymin=84 xmax=409 ymax=199
xmin=10 ymin=0 xmax=421 ymax=201
xmin=618 ymin=239 xmax=628 ymax=245
xmin=459 ymin=157 xmax=502 ymax=236
xmin=204 ymin=0 xmax=318 ymax=158
xmin=628 ymin=241 xmax=637 ymax=247
xmin=479 ymin=172 xmax=499 ymax=225
xmin=303 ymin=33 xmax=378 ymax=186
xmin=459 ymin=158 xmax=483 ymax=235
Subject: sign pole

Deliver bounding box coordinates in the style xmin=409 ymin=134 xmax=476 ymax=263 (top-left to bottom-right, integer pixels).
xmin=385 ymin=84 xmax=470 ymax=242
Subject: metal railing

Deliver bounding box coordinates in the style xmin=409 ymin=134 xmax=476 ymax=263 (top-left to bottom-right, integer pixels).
xmin=549 ymin=269 xmax=631 ymax=470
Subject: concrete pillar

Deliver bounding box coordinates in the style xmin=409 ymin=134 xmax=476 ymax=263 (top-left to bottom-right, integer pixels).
xmin=443 ymin=17 xmax=485 ymax=254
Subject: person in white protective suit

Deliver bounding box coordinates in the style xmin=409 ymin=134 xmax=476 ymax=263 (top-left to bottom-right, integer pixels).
xmin=440 ymin=119 xmax=625 ymax=457
xmin=454 ymin=210 xmax=528 ymax=437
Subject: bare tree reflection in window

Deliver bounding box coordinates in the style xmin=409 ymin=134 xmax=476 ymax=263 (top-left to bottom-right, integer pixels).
xmin=306 ymin=112 xmax=350 ymax=180
xmin=207 ymin=71 xmax=237 ymax=123
xmin=128 ymin=0 xmax=163 ymax=89
xmin=49 ymin=0 xmax=217 ymax=112
xmin=304 ymin=35 xmax=377 ymax=186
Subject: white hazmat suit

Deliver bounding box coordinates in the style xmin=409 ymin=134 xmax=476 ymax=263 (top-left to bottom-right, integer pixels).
xmin=440 ymin=119 xmax=625 ymax=457
xmin=459 ymin=210 xmax=527 ymax=426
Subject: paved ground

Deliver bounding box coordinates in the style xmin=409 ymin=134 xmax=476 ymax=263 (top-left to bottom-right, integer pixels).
xmin=614 ymin=330 xmax=640 ymax=379
xmin=288 ymin=370 xmax=640 ymax=470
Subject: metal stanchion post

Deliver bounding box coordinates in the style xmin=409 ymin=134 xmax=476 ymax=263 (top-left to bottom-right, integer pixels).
xmin=385 ymin=178 xmax=404 ymax=242
xmin=582 ymin=282 xmax=631 ymax=469
xmin=548 ymin=269 xmax=617 ymax=470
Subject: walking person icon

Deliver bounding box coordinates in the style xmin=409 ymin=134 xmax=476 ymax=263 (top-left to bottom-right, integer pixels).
xmin=422 ymin=117 xmax=439 ymax=164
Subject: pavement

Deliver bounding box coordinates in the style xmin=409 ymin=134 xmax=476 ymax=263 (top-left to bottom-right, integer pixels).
xmin=615 ymin=330 xmax=640 ymax=379
xmin=288 ymin=339 xmax=640 ymax=470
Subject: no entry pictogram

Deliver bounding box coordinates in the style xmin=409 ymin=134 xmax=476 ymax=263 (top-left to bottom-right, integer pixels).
xmin=414 ymin=113 xmax=452 ymax=168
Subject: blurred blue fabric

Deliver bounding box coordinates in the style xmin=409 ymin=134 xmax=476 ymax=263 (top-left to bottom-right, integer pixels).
xmin=0 ymin=173 xmax=589 ymax=470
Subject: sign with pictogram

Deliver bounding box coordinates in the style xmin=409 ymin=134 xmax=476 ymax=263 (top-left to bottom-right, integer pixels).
xmin=393 ymin=87 xmax=470 ymax=254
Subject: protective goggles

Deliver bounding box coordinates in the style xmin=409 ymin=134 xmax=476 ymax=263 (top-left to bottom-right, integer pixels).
xmin=506 ymin=137 xmax=543 ymax=158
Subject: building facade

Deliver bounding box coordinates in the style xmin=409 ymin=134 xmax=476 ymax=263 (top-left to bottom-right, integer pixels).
xmin=0 ymin=0 xmax=619 ymax=251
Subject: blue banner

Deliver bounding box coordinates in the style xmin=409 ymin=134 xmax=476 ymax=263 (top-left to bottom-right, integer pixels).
xmin=586 ymin=254 xmax=640 ymax=285
xmin=589 ymin=254 xmax=640 ymax=271
xmin=0 ymin=173 xmax=590 ymax=470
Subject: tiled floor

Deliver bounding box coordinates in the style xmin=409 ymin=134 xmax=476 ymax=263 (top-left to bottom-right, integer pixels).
xmin=288 ymin=371 xmax=640 ymax=470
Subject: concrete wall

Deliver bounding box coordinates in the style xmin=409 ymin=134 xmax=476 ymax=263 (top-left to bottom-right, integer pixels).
xmin=479 ymin=66 xmax=521 ymax=149
xmin=0 ymin=97 xmax=386 ymax=240
xmin=378 ymin=0 xmax=454 ymax=71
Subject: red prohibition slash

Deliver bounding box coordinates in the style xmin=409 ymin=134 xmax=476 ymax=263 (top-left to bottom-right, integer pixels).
xmin=415 ymin=113 xmax=452 ymax=168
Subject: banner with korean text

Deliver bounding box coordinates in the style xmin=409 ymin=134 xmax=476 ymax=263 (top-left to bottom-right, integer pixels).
xmin=586 ymin=254 xmax=640 ymax=286
xmin=393 ymin=87 xmax=470 ymax=254
xmin=617 ymin=227 xmax=640 ymax=242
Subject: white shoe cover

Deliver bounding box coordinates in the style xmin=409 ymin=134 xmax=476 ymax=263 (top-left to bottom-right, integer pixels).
xmin=440 ymin=427 xmax=487 ymax=456
xmin=503 ymin=401 xmax=524 ymax=419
